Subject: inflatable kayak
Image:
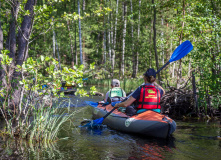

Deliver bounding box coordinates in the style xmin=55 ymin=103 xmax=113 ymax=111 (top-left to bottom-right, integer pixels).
xmin=86 ymin=101 xmax=176 ymax=139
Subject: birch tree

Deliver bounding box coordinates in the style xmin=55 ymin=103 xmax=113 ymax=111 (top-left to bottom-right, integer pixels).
xmin=132 ymin=0 xmax=141 ymax=78
xmin=102 ymin=0 xmax=107 ymax=64
xmin=131 ymin=0 xmax=135 ymax=77
xmin=74 ymin=1 xmax=78 ymax=65
xmin=121 ymin=1 xmax=127 ymax=77
xmin=112 ymin=0 xmax=119 ymax=73
xmin=78 ymin=0 xmax=83 ymax=65
xmin=107 ymin=0 xmax=112 ymax=72
xmin=67 ymin=20 xmax=75 ymax=66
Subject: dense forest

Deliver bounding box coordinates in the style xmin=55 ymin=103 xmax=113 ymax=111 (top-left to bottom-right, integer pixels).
xmin=0 ymin=0 xmax=220 ymax=116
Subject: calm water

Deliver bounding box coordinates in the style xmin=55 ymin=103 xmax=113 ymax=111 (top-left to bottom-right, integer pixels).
xmin=0 ymin=87 xmax=221 ymax=160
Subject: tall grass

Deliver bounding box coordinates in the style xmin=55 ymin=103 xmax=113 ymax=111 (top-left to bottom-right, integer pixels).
xmin=0 ymin=93 xmax=86 ymax=143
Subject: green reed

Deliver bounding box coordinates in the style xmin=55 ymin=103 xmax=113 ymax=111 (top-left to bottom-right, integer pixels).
xmin=0 ymin=93 xmax=86 ymax=144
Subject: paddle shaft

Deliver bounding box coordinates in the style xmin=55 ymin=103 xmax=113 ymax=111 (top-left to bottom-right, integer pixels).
xmin=103 ymin=107 xmax=117 ymax=119
xmin=156 ymin=61 xmax=170 ymax=74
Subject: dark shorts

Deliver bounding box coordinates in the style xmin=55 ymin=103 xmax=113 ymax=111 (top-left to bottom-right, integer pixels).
xmin=125 ymin=106 xmax=161 ymax=116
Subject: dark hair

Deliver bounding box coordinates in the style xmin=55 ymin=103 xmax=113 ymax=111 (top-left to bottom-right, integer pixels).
xmin=112 ymin=84 xmax=119 ymax=87
xmin=145 ymin=75 xmax=156 ymax=83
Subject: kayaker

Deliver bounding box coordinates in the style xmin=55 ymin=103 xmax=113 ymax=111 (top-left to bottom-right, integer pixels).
xmin=113 ymin=68 xmax=165 ymax=116
xmin=104 ymin=79 xmax=126 ymax=102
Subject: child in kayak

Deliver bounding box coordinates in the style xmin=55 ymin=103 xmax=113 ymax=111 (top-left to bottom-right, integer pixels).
xmin=113 ymin=68 xmax=165 ymax=116
xmin=104 ymin=79 xmax=126 ymax=102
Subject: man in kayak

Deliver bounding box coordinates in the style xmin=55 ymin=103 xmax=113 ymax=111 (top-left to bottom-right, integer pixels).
xmin=113 ymin=68 xmax=165 ymax=116
xmin=104 ymin=79 xmax=126 ymax=102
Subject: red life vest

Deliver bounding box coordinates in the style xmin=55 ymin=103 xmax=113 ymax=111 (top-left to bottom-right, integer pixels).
xmin=137 ymin=85 xmax=161 ymax=109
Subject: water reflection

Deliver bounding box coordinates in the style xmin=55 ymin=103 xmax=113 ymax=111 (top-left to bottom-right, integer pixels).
xmin=129 ymin=136 xmax=175 ymax=160
xmin=77 ymin=123 xmax=176 ymax=160
xmin=0 ymin=136 xmax=65 ymax=160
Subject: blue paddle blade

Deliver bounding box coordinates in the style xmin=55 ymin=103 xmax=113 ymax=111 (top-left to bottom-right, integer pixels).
xmin=85 ymin=101 xmax=98 ymax=107
xmin=92 ymin=117 xmax=104 ymax=124
xmin=169 ymin=40 xmax=193 ymax=63
xmin=82 ymin=117 xmax=104 ymax=127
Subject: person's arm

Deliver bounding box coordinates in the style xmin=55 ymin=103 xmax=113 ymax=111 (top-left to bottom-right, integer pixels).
xmin=123 ymin=90 xmax=126 ymax=97
xmin=114 ymin=96 xmax=136 ymax=108
xmin=153 ymin=82 xmax=165 ymax=96
xmin=104 ymin=91 xmax=109 ymax=102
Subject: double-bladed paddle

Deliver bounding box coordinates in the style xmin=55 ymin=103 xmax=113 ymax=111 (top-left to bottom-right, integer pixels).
xmin=83 ymin=40 xmax=193 ymax=127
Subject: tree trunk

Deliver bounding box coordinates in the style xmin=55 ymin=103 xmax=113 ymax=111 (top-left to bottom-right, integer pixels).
xmin=78 ymin=0 xmax=83 ymax=65
xmin=177 ymin=0 xmax=185 ymax=88
xmin=110 ymin=1 xmax=114 ymax=77
xmin=121 ymin=1 xmax=127 ymax=78
xmin=131 ymin=0 xmax=135 ymax=77
xmin=74 ymin=1 xmax=78 ymax=65
xmin=82 ymin=0 xmax=85 ymax=11
xmin=52 ymin=19 xmax=58 ymax=71
xmin=107 ymin=0 xmax=111 ymax=72
xmin=0 ymin=1 xmax=3 ymax=52
xmin=6 ymin=1 xmax=20 ymax=59
xmin=1 ymin=1 xmax=19 ymax=90
xmin=17 ymin=0 xmax=36 ymax=66
xmin=132 ymin=0 xmax=141 ymax=78
xmin=0 ymin=1 xmax=6 ymax=88
xmin=53 ymin=30 xmax=61 ymax=70
xmin=112 ymin=0 xmax=119 ymax=72
xmin=82 ymin=0 xmax=86 ymax=65
xmin=161 ymin=18 xmax=164 ymax=65
xmin=0 ymin=23 xmax=2 ymax=51
xmin=103 ymin=19 xmax=106 ymax=64
xmin=149 ymin=19 xmax=153 ymax=68
xmin=152 ymin=0 xmax=161 ymax=82
xmin=67 ymin=20 xmax=74 ymax=66
xmin=11 ymin=0 xmax=37 ymax=108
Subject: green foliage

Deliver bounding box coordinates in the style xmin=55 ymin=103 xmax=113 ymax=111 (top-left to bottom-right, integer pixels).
xmin=0 ymin=52 xmax=95 ymax=141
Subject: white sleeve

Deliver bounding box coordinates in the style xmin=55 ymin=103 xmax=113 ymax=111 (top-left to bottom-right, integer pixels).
xmin=123 ymin=90 xmax=126 ymax=97
xmin=105 ymin=91 xmax=110 ymax=102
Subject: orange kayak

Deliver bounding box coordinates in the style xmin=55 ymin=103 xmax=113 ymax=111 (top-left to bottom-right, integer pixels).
xmin=92 ymin=103 xmax=176 ymax=139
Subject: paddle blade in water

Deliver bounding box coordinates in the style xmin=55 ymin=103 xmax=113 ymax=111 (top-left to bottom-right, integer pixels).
xmin=92 ymin=117 xmax=104 ymax=125
xmin=169 ymin=40 xmax=193 ymax=63
xmin=82 ymin=117 xmax=104 ymax=128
